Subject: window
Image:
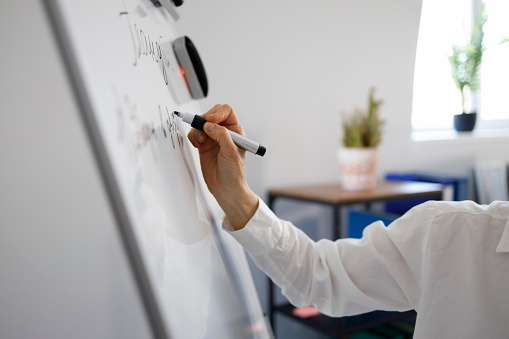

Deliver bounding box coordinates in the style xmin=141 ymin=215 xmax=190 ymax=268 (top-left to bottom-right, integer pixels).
xmin=412 ymin=0 xmax=509 ymax=136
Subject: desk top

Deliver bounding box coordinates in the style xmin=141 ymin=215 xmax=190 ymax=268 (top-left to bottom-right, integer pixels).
xmin=268 ymin=182 xmax=443 ymax=204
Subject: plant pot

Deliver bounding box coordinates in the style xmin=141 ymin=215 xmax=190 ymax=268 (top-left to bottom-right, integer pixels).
xmin=337 ymin=147 xmax=379 ymax=191
xmin=453 ymin=112 xmax=477 ymax=132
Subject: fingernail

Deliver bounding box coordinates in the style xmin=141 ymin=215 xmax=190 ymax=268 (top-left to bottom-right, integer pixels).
xmin=196 ymin=131 xmax=206 ymax=142
xmin=206 ymin=123 xmax=216 ymax=132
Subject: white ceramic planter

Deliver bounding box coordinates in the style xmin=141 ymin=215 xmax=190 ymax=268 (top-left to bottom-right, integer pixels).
xmin=337 ymin=147 xmax=379 ymax=191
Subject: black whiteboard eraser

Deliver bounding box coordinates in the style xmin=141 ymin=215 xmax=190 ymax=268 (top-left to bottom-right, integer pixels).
xmin=158 ymin=0 xmax=183 ymax=7
xmin=173 ymin=36 xmax=208 ymax=99
xmin=158 ymin=0 xmax=181 ymax=20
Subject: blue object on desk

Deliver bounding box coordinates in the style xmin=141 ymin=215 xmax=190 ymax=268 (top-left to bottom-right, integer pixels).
xmin=348 ymin=210 xmax=400 ymax=239
xmin=384 ymin=172 xmax=469 ymax=215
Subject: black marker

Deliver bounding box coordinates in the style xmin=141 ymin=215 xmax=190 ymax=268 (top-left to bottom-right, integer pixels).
xmin=174 ymin=111 xmax=266 ymax=156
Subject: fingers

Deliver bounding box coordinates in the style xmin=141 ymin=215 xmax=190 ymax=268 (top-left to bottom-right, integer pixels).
xmin=187 ymin=104 xmax=245 ymax=149
xmin=203 ymin=104 xmax=245 ymax=136
xmin=203 ymin=122 xmax=240 ymax=159
xmin=188 ymin=128 xmax=207 ymax=148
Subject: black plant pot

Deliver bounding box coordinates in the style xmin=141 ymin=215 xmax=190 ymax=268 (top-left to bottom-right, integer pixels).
xmin=454 ymin=112 xmax=477 ymax=132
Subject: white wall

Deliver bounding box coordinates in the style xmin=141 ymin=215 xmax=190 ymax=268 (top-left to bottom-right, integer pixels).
xmin=176 ymin=0 xmax=509 ymax=199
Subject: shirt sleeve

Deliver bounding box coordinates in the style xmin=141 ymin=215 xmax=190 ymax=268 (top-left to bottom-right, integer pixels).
xmin=224 ymin=198 xmax=437 ymax=317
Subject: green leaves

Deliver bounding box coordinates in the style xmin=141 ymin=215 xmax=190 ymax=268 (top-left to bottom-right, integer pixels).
xmin=342 ymin=108 xmax=364 ymax=147
xmin=342 ymin=88 xmax=384 ymax=148
xmin=448 ymin=4 xmax=487 ymax=112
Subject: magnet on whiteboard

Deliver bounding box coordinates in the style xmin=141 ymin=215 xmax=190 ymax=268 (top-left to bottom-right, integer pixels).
xmin=153 ymin=0 xmax=184 ymax=8
xmin=153 ymin=0 xmax=181 ymax=21
xmin=173 ymin=36 xmax=208 ymax=99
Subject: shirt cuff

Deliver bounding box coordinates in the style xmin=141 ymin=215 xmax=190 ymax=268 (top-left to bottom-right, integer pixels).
xmin=222 ymin=197 xmax=283 ymax=256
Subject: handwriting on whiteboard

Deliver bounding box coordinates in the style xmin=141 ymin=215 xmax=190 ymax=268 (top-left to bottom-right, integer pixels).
xmin=119 ymin=10 xmax=172 ymax=85
xmin=115 ymin=93 xmax=183 ymax=164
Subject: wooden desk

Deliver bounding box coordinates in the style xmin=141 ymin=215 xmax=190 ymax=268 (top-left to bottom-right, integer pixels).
xmin=267 ymin=181 xmax=443 ymax=338
xmin=268 ymin=181 xmax=443 ymax=239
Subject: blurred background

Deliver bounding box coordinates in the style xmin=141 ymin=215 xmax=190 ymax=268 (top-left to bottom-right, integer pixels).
xmin=175 ymin=0 xmax=509 ymax=199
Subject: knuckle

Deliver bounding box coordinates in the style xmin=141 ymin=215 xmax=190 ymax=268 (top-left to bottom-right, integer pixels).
xmin=205 ymin=104 xmax=221 ymax=117
xmin=210 ymin=104 xmax=222 ymax=113
xmin=217 ymin=104 xmax=230 ymax=115
xmin=221 ymin=104 xmax=232 ymax=111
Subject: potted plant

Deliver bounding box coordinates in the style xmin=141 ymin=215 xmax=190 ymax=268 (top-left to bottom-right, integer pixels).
xmin=448 ymin=4 xmax=487 ymax=132
xmin=338 ymin=87 xmax=384 ymax=191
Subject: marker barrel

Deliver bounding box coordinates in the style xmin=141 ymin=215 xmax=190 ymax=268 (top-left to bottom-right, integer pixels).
xmin=230 ymin=132 xmax=266 ymax=156
xmin=175 ymin=111 xmax=266 ymax=156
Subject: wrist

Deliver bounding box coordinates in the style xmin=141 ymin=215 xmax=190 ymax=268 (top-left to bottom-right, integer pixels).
xmin=217 ymin=187 xmax=259 ymax=231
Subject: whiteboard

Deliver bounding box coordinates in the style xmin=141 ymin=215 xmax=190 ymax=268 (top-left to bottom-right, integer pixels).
xmin=45 ymin=1 xmax=270 ymax=338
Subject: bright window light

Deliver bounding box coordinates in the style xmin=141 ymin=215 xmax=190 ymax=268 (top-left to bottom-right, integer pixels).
xmin=412 ymin=0 xmax=509 ymax=133
xmin=481 ymin=0 xmax=509 ymax=120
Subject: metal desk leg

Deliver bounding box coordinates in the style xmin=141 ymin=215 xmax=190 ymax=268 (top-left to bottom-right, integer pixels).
xmin=333 ymin=204 xmax=341 ymax=239
xmin=268 ymin=279 xmax=275 ymax=334
xmin=267 ymin=194 xmax=276 ymax=333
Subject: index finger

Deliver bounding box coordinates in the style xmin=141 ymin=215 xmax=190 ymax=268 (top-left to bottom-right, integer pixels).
xmin=203 ymin=104 xmax=244 ymax=136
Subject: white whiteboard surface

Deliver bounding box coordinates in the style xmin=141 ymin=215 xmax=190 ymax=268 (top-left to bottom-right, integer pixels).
xmin=46 ymin=1 xmax=270 ymax=338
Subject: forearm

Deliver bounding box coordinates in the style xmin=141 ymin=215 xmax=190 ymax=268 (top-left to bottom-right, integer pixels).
xmin=224 ymin=200 xmax=354 ymax=315
xmin=226 ymin=199 xmax=420 ymax=317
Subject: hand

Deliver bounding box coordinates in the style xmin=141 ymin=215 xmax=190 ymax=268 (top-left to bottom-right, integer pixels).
xmin=188 ymin=104 xmax=258 ymax=230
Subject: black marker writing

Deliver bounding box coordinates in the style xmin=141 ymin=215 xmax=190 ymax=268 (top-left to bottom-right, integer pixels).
xmin=119 ymin=8 xmax=170 ymax=84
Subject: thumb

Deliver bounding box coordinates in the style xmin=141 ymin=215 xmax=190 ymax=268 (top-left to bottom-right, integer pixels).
xmin=203 ymin=122 xmax=239 ymax=159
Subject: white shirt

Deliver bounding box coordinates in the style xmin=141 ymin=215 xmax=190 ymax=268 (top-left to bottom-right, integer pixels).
xmin=224 ymin=200 xmax=509 ymax=338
